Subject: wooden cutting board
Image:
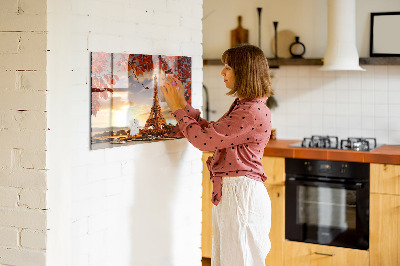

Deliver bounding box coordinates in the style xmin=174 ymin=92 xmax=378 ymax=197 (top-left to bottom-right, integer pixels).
xmin=231 ymin=16 xmax=249 ymax=48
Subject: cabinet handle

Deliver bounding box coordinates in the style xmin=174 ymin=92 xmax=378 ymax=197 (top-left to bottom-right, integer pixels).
xmin=314 ymin=252 xmax=335 ymax=257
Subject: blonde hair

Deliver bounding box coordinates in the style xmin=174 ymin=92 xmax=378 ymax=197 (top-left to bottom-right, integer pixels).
xmin=221 ymin=44 xmax=273 ymax=99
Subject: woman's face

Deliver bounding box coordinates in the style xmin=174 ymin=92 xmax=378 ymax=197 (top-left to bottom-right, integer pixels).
xmin=220 ymin=64 xmax=235 ymax=89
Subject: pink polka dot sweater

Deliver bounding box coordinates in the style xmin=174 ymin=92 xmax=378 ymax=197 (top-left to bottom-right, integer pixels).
xmin=172 ymin=97 xmax=271 ymax=206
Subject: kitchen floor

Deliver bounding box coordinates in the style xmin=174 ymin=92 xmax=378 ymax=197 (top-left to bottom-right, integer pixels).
xmin=202 ymin=257 xmax=211 ymax=266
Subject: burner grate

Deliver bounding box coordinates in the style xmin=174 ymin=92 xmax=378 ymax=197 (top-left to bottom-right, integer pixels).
xmin=301 ymin=135 xmax=339 ymax=149
xmin=296 ymin=136 xmax=378 ymax=151
xmin=340 ymin=137 xmax=377 ymax=151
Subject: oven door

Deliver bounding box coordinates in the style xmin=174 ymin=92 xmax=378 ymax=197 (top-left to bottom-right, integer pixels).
xmin=285 ymin=177 xmax=369 ymax=250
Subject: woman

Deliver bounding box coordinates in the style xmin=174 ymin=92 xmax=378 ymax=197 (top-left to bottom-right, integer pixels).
xmin=161 ymin=44 xmax=273 ymax=266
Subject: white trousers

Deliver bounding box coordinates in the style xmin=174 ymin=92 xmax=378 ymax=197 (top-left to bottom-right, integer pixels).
xmin=212 ymin=176 xmax=271 ymax=266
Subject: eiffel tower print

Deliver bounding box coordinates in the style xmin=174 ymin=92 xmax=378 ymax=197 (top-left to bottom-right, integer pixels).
xmin=143 ymin=76 xmax=169 ymax=137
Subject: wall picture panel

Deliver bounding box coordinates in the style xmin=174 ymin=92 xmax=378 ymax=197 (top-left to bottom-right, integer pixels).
xmin=90 ymin=52 xmax=191 ymax=149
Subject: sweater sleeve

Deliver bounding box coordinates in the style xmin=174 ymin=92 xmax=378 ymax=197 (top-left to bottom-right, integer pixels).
xmin=182 ymin=104 xmax=210 ymax=128
xmin=169 ymin=104 xmax=210 ymax=138
xmin=172 ymin=106 xmax=256 ymax=152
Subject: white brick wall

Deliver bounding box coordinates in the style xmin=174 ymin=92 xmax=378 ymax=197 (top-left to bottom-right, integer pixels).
xmin=0 ymin=0 xmax=48 ymax=265
xmin=47 ymin=1 xmax=203 ymax=266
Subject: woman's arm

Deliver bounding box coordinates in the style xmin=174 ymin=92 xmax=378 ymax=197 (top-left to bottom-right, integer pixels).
xmin=172 ymin=107 xmax=256 ymax=152
xmin=161 ymin=75 xmax=210 ymax=138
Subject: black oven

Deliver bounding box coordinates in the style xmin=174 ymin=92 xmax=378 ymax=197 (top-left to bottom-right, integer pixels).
xmin=285 ymin=158 xmax=369 ymax=250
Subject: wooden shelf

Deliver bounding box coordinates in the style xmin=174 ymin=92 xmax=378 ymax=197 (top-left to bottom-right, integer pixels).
xmin=359 ymin=57 xmax=400 ymax=65
xmin=203 ymin=57 xmax=400 ymax=67
xmin=268 ymin=58 xmax=322 ymax=67
xmin=203 ymin=58 xmax=323 ymax=67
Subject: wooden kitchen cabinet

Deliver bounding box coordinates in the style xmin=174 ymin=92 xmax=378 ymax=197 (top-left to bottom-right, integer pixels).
xmin=370 ymin=193 xmax=400 ymax=266
xmin=262 ymin=156 xmax=285 ymax=266
xmin=370 ymin=163 xmax=400 ymax=195
xmin=264 ymin=184 xmax=285 ymax=266
xmin=202 ymin=152 xmax=213 ymax=258
xmin=370 ymin=163 xmax=400 ymax=266
xmin=261 ymin=156 xmax=285 ymax=186
xmin=284 ymin=241 xmax=369 ymax=266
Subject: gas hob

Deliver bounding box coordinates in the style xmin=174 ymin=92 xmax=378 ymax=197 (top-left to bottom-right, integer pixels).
xmin=289 ymin=135 xmax=382 ymax=151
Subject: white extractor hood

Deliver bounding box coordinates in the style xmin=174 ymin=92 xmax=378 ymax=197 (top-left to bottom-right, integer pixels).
xmin=320 ymin=0 xmax=365 ymax=71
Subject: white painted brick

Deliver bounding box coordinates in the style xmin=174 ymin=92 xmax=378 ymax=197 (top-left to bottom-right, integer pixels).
xmin=16 ymin=70 xmax=47 ymax=91
xmin=189 ymin=3 xmax=203 ymax=19
xmin=0 ymin=32 xmax=20 ymax=54
xmin=0 ymin=187 xmax=19 ymax=208
xmin=180 ymin=15 xmax=202 ymax=30
xmin=19 ymin=0 xmax=47 ymax=15
xmin=191 ymin=55 xmax=203 ymax=69
xmin=166 ymin=0 xmax=192 ymax=15
xmin=87 ymin=33 xmax=124 ymax=53
xmin=0 ymin=0 xmax=18 ymax=13
xmin=0 ymin=227 xmax=19 ymax=247
xmin=0 ymin=208 xmax=46 ymax=230
xmin=135 ymin=24 xmax=170 ymax=41
xmin=0 ymin=169 xmax=47 ymax=189
xmin=1 ymin=110 xmax=46 ymax=130
xmin=0 ymin=13 xmax=46 ymax=32
xmin=0 ymin=70 xmax=19 ymax=93
xmin=0 ymin=149 xmax=11 ymax=169
xmin=20 ymin=229 xmax=46 ymax=250
xmin=0 ymin=52 xmax=46 ymax=71
xmin=0 ymin=247 xmax=45 ymax=266
xmin=87 ymin=164 xmax=108 ymax=183
xmin=0 ymin=90 xmax=46 ymax=111
xmin=87 ymin=212 xmax=109 ymax=233
xmin=0 ymin=129 xmax=46 ymax=150
xmin=71 ymin=166 xmax=88 ymax=187
xmin=20 ymin=150 xmax=46 ymax=170
xmin=19 ymin=189 xmax=46 ymax=209
xmin=104 ymin=178 xmax=123 ymax=196
xmin=150 ymin=12 xmax=180 ymax=27
xmin=18 ymin=32 xmax=47 ymax=54
xmin=191 ymin=31 xmax=203 ymax=44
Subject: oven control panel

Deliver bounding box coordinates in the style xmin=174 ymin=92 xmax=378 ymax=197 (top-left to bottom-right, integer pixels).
xmin=286 ymin=158 xmax=369 ymax=180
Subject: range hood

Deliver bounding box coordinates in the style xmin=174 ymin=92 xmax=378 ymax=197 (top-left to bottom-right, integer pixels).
xmin=320 ymin=0 xmax=365 ymax=71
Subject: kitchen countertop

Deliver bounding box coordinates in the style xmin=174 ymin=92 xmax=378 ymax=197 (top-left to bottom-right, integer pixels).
xmin=263 ymin=139 xmax=400 ymax=165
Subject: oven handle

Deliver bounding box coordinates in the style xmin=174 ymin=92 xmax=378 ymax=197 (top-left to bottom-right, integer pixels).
xmin=286 ymin=177 xmax=364 ymax=189
xmin=314 ymin=252 xmax=335 ymax=257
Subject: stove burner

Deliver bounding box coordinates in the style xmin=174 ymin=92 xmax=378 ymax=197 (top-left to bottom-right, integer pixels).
xmin=295 ymin=136 xmax=378 ymax=151
xmin=301 ymin=135 xmax=339 ymax=149
xmin=340 ymin=137 xmax=377 ymax=151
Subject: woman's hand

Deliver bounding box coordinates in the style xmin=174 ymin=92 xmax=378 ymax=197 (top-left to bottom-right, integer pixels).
xmin=169 ymin=75 xmax=187 ymax=109
xmin=161 ymin=75 xmax=186 ymax=113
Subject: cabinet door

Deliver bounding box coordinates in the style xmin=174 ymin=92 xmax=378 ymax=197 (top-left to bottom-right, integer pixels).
xmin=370 ymin=193 xmax=400 ymax=266
xmin=201 ymin=152 xmax=213 ymax=258
xmin=264 ymin=184 xmax=284 ymax=266
xmin=370 ymin=163 xmax=400 ymax=195
xmin=261 ymin=156 xmax=285 ymax=185
xmin=284 ymin=241 xmax=369 ymax=266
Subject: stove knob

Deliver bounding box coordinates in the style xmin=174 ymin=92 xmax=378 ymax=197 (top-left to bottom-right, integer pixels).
xmin=340 ymin=164 xmax=347 ymax=174
xmin=305 ymin=162 xmax=312 ymax=171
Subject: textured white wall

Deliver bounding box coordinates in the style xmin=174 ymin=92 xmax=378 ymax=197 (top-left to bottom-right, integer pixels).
xmin=203 ymin=0 xmax=400 ymax=58
xmin=0 ymin=0 xmax=48 ymax=265
xmin=46 ymin=0 xmax=203 ymax=266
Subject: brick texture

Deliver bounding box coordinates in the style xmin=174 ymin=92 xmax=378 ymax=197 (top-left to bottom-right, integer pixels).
xmin=0 ymin=0 xmax=47 ymax=264
xmin=21 ymin=229 xmax=46 ymax=249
